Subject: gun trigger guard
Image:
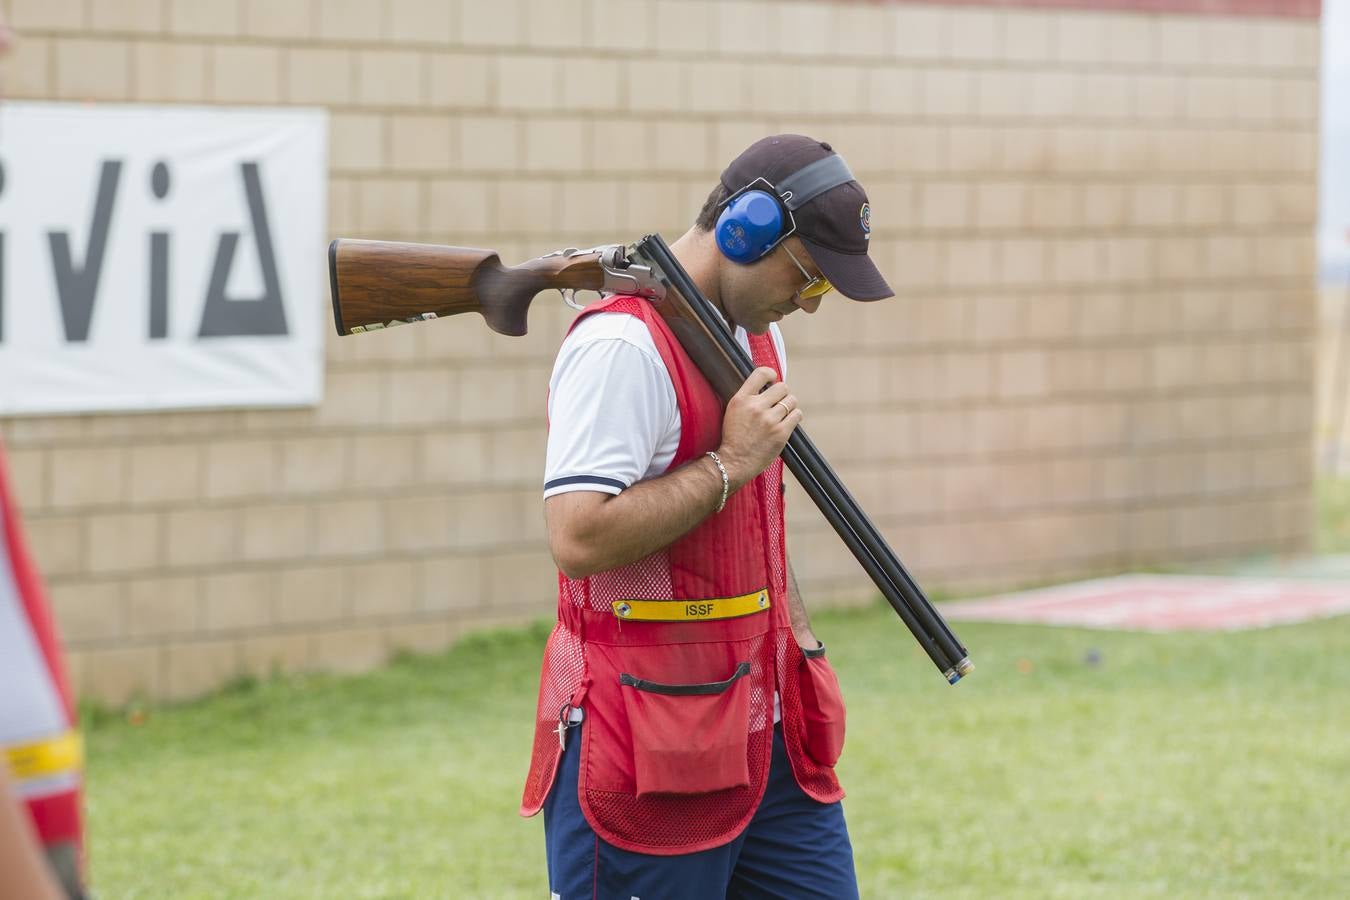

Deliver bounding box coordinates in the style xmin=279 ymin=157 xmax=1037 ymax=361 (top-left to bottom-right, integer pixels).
xmin=558 ymin=288 xmax=587 ymax=311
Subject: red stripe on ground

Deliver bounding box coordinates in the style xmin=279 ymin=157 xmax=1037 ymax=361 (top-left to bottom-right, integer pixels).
xmin=945 ymin=576 xmax=1350 ymax=632
xmin=842 ymin=0 xmax=1319 ymax=18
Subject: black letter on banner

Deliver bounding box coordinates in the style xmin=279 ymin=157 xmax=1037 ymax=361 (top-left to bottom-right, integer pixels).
xmin=49 ymin=160 xmax=122 ymax=342
xmin=150 ymin=233 xmax=169 ymax=339
xmin=198 ymin=162 xmax=288 ymax=338
xmin=149 ymin=161 xmax=171 ymax=340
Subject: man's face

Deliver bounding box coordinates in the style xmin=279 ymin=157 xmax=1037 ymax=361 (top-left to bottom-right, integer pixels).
xmin=720 ymin=237 xmax=828 ymax=334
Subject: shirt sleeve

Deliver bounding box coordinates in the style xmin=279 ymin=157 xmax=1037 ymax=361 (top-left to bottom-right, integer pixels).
xmin=544 ymin=316 xmax=679 ymax=498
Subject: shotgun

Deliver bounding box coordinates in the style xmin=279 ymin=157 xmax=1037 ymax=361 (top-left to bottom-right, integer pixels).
xmin=329 ymin=237 xmax=974 ymax=684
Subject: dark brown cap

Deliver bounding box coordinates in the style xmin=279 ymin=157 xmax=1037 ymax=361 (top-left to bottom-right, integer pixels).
xmin=720 ymin=134 xmax=893 ymax=301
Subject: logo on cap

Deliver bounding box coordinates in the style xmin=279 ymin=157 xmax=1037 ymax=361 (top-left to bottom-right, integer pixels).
xmin=859 ymin=203 xmax=871 ymax=239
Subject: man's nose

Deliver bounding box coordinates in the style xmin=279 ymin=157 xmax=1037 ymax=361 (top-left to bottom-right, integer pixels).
xmin=794 ymin=292 xmax=823 ymax=314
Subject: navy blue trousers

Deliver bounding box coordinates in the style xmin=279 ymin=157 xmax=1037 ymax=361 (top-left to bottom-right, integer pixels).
xmin=543 ymin=722 xmax=859 ymax=900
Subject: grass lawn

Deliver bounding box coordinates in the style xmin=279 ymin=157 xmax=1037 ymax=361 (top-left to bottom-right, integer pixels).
xmin=84 ymin=603 xmax=1348 ymax=898
xmin=1317 ymin=476 xmax=1350 ymax=554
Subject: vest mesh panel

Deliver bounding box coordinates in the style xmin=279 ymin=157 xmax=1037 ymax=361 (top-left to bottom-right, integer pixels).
xmin=522 ymin=617 xmax=586 ymax=810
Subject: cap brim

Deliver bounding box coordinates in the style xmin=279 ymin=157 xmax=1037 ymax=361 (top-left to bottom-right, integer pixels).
xmin=800 ymin=237 xmax=893 ymax=301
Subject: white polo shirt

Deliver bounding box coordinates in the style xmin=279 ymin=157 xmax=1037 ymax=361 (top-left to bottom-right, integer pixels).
xmin=543 ymin=311 xmax=788 ymax=498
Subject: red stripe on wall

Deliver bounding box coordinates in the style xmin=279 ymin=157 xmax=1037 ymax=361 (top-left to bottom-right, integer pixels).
xmin=860 ymin=0 xmax=1320 ymax=19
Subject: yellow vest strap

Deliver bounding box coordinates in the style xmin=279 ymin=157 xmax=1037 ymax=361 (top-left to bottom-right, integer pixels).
xmin=612 ymin=589 xmax=770 ymax=622
xmin=4 ymin=731 xmax=83 ymax=782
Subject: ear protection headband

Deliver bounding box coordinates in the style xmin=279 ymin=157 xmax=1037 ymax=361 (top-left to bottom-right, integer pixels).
xmin=714 ymin=154 xmax=856 ymax=264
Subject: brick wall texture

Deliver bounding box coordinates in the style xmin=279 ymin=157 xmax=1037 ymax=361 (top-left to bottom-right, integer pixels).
xmin=0 ymin=0 xmax=1321 ymax=703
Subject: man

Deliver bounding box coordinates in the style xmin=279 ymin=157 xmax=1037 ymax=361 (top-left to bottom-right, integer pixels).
xmin=0 ymin=15 xmax=88 ymax=900
xmin=1 ymin=436 xmax=88 ymax=900
xmin=521 ymin=135 xmax=892 ymax=898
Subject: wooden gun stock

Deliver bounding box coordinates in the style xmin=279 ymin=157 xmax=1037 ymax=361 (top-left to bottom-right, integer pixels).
xmin=328 ymin=239 xmax=605 ymax=336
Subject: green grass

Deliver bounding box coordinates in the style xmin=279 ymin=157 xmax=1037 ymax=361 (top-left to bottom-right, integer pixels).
xmin=1317 ymin=476 xmax=1350 ymax=554
xmin=85 ymin=478 xmax=1350 ymax=897
xmin=84 ymin=608 xmax=1349 ymax=898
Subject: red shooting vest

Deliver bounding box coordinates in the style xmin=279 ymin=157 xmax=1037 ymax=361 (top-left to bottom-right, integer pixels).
xmin=520 ymin=295 xmax=846 ymax=856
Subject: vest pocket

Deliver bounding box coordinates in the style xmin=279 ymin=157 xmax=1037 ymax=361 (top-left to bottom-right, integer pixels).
xmin=798 ymin=651 xmax=847 ymax=768
xmin=618 ymin=661 xmax=752 ymax=798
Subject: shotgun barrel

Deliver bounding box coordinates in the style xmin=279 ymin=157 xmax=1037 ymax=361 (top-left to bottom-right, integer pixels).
xmin=629 ymin=235 xmax=972 ymax=684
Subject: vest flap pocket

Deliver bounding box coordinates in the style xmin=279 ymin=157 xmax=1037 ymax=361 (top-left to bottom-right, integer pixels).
xmin=619 ymin=661 xmax=752 ymax=798
xmin=798 ymin=652 xmax=846 ymax=768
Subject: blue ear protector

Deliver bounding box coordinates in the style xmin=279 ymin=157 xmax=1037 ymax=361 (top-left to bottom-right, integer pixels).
xmin=715 ymin=179 xmax=787 ymax=263
xmin=713 ymin=154 xmax=858 ymax=264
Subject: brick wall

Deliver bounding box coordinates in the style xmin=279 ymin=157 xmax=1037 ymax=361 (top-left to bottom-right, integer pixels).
xmin=0 ymin=0 xmax=1321 ymax=702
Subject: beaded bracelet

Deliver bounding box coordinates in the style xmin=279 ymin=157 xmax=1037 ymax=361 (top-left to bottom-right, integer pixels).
xmin=705 ymin=450 xmax=730 ymax=513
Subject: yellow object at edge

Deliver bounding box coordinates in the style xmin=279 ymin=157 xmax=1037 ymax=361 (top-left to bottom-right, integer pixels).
xmin=4 ymin=731 xmax=83 ymax=782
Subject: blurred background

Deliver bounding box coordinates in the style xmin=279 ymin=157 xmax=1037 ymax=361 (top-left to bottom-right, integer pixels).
xmin=0 ymin=0 xmax=1325 ymax=703
xmin=0 ymin=1 xmax=1344 ymax=897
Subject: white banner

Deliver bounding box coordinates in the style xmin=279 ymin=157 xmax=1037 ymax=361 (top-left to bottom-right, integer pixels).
xmin=0 ymin=103 xmax=327 ymax=415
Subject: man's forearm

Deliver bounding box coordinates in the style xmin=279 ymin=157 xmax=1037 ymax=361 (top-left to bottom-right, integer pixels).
xmin=548 ymin=455 xmax=726 ymax=579
xmin=786 ymin=559 xmax=819 ymax=650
